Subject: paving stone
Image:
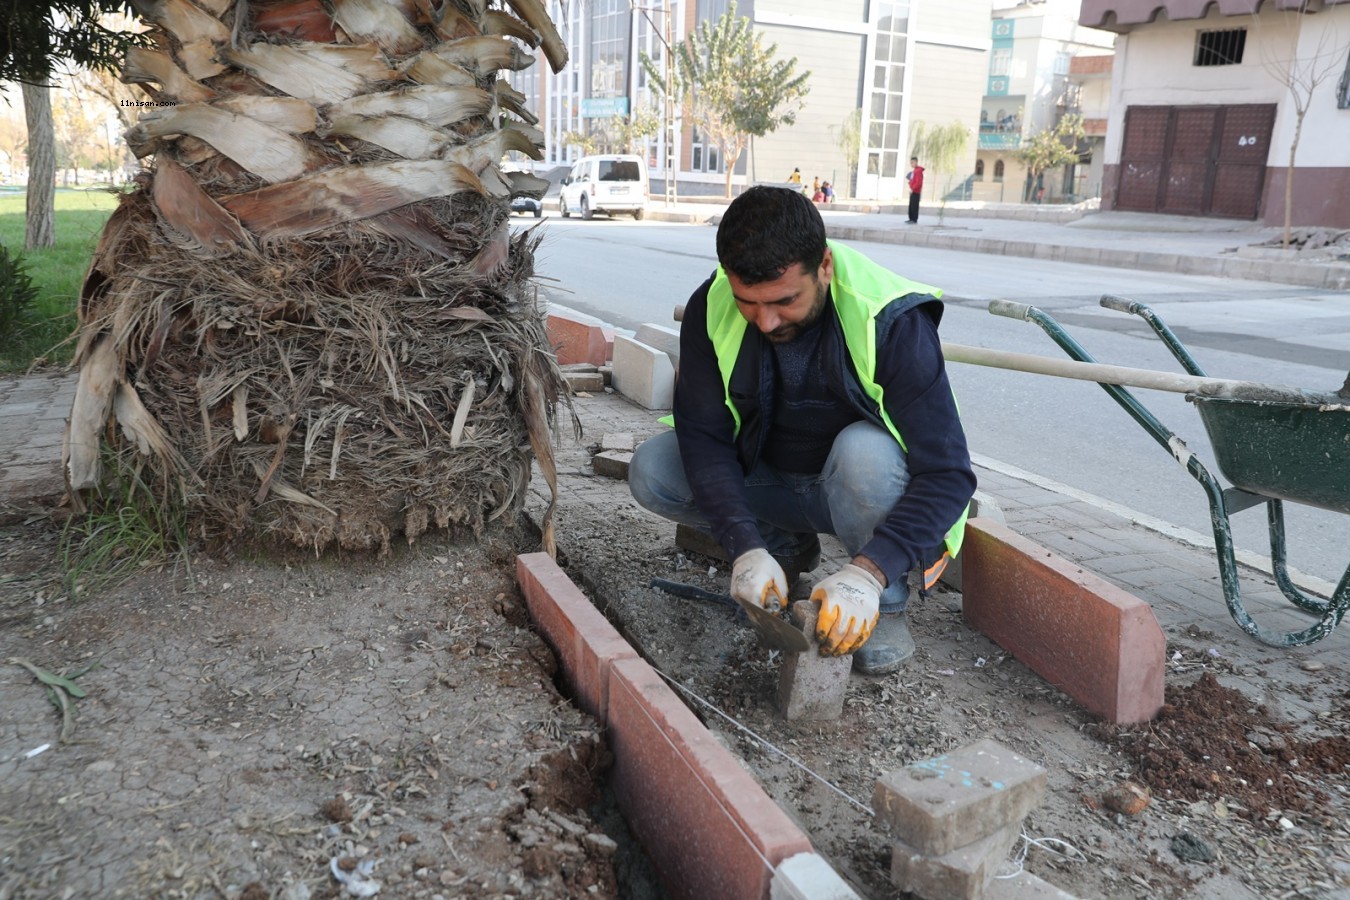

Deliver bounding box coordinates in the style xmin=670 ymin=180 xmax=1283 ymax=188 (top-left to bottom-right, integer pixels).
xmin=515 ymin=553 xmax=638 ymax=724
xmin=564 ymin=371 xmax=606 ymax=393
xmin=776 ymin=602 xmax=850 ymax=721
xmin=608 ymin=657 xmax=812 ymax=899
xmin=611 ymin=335 xmax=675 ymax=410
xmin=960 ymin=518 xmax=1166 ymax=725
xmin=591 ymin=450 xmax=632 ymax=480
xmin=890 ymin=822 xmax=1021 ymax=900
xmin=770 ymin=852 xmax=861 ymax=899
xmin=675 ymin=522 xmax=729 ymax=562
xmin=599 ymin=432 xmax=635 ymax=453
xmin=873 ymin=738 xmax=1047 ymax=857
xmin=985 ymin=869 xmax=1080 ymax=899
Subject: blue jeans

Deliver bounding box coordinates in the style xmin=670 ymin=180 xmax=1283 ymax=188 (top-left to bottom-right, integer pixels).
xmin=629 ymin=422 xmax=913 ymax=611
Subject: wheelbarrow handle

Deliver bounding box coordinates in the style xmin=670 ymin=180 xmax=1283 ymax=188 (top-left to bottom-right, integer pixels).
xmin=1099 ymin=295 xmax=1141 ymax=314
xmin=988 ymin=299 xmax=1033 ymax=321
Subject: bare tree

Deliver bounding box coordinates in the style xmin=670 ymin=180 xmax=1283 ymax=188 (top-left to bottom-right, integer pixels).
xmin=1256 ymin=5 xmax=1350 ymax=247
xmin=21 ymin=82 xmax=55 ymax=249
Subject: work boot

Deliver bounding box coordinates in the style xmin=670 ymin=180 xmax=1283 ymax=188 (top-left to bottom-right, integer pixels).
xmin=772 ymin=533 xmax=821 ymax=592
xmin=852 ymin=611 xmax=915 ymax=676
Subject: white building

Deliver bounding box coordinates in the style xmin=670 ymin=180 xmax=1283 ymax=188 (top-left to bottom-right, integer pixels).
xmin=513 ymin=0 xmax=991 ymax=202
xmin=1080 ymin=0 xmax=1350 ymax=226
xmin=972 ymin=0 xmax=1116 ymax=204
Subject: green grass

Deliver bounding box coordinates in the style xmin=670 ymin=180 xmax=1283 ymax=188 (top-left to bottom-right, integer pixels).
xmin=0 ymin=188 xmax=121 ymax=372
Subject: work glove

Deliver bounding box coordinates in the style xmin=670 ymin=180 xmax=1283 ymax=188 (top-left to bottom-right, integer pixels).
xmin=730 ymin=548 xmax=790 ymax=613
xmin=811 ymin=564 xmax=883 ymax=656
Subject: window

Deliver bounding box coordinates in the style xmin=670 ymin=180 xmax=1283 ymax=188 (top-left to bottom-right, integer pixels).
xmin=974 ymin=159 xmax=985 ymax=181
xmin=990 ymin=48 xmax=1011 ymax=77
xmin=1195 ymin=29 xmax=1246 ymax=67
xmin=993 ymin=160 xmax=1004 ymax=183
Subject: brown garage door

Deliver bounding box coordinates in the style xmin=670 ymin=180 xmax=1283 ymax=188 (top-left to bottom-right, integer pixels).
xmin=1116 ymin=104 xmax=1275 ymax=219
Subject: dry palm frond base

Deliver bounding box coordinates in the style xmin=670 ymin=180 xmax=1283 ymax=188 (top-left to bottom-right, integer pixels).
xmin=72 ymin=188 xmax=572 ymax=554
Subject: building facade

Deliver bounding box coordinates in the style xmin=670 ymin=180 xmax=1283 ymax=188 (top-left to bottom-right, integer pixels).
xmin=511 ymin=0 xmax=990 ymax=202
xmin=973 ymin=1 xmax=1116 ymax=204
xmin=1080 ymin=0 xmax=1350 ymax=226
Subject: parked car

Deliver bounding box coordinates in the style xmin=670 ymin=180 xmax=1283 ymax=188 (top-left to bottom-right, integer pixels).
xmin=558 ymin=154 xmax=648 ymax=220
xmin=510 ymin=195 xmax=542 ymax=218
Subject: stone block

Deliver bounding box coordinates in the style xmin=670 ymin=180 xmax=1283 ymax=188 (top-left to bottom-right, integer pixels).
xmin=515 ymin=553 xmax=638 ymax=724
xmin=546 ymin=308 xmax=611 ymax=366
xmin=634 ymin=322 xmax=682 ymax=370
xmin=771 ymin=852 xmax=862 ymax=899
xmin=592 ymin=450 xmax=632 ymax=480
xmin=986 ymin=870 xmax=1080 ymax=899
xmin=960 ymin=518 xmax=1165 ymax=725
xmin=873 ymin=739 xmax=1046 ymax=857
xmin=598 ymin=364 xmax=613 ymax=386
xmin=564 ymin=371 xmax=605 ymax=393
xmin=776 ymin=602 xmax=850 ymax=721
xmin=675 ymin=523 xmax=729 ymax=562
xmin=600 ymin=432 xmax=635 ymax=453
xmin=890 ymin=822 xmax=1021 ymax=900
xmin=612 ymin=335 xmax=675 ymax=410
xmin=608 ymin=657 xmax=812 ymax=899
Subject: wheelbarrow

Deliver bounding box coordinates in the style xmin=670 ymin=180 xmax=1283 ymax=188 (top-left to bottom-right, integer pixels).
xmin=941 ymin=295 xmax=1350 ymax=647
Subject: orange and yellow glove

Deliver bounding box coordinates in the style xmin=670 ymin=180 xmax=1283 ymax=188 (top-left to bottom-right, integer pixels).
xmin=811 ymin=564 xmax=882 ymax=655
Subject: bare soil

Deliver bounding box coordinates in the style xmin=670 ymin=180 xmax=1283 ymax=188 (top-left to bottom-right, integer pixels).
xmin=3 ymin=429 xmax=1348 ymax=899
xmin=0 ymin=520 xmax=626 ymax=899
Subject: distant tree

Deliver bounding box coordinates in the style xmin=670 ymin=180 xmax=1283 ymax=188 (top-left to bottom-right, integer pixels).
xmin=0 ymin=2 xmax=137 ymax=82
xmin=1253 ymin=9 xmax=1350 ymax=247
xmin=607 ymin=105 xmax=661 ymax=156
xmin=908 ymin=120 xmax=969 ymax=220
xmin=642 ymin=1 xmax=809 ymax=197
xmin=562 ymin=130 xmax=601 ymax=158
xmin=52 ymin=89 xmax=102 ymax=185
xmin=1015 ymin=114 xmax=1085 ymax=203
xmin=21 ymin=83 xmax=55 ymax=249
xmin=831 ymin=108 xmax=861 ymax=199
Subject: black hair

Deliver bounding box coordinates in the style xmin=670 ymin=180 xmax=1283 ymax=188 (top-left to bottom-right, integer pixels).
xmin=715 ymin=186 xmax=827 ymax=285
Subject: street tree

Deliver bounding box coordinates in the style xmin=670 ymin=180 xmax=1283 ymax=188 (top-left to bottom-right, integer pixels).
xmin=908 ymin=120 xmax=969 ymax=219
xmin=831 ymin=109 xmax=862 ymax=199
xmin=607 ymin=105 xmax=661 ymax=155
xmin=63 ymin=1 xmax=577 ymax=558
xmin=21 ymin=84 xmax=55 ymax=249
xmin=0 ymin=2 xmax=136 ymax=82
xmin=1253 ymin=7 xmax=1350 ymax=247
xmin=642 ymin=1 xmax=809 ymax=197
xmin=1015 ymin=113 xmax=1086 ymax=203
xmin=52 ymin=89 xmax=103 ymax=185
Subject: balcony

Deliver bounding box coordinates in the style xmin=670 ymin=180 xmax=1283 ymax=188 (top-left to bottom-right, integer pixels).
xmin=978 ymin=125 xmax=1022 ymax=150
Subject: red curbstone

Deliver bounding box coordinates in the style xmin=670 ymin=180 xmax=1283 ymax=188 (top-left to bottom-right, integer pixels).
xmin=515 ymin=553 xmax=638 ymax=724
xmin=607 ymin=657 xmax=813 ymax=899
xmin=960 ymin=518 xmax=1165 ymax=725
xmin=547 ymin=312 xmax=610 ymax=367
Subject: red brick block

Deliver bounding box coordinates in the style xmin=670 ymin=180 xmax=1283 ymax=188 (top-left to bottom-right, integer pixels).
xmin=516 ymin=553 xmax=638 ymax=724
xmin=607 ymin=657 xmax=813 ymax=899
xmin=960 ymin=518 xmax=1164 ymax=725
xmin=547 ymin=310 xmax=610 ymax=366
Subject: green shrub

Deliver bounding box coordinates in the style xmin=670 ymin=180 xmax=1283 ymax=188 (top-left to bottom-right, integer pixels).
xmin=0 ymin=243 xmax=40 ymax=345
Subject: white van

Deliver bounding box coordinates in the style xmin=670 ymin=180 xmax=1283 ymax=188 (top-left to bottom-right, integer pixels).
xmin=558 ymin=154 xmax=648 ymax=220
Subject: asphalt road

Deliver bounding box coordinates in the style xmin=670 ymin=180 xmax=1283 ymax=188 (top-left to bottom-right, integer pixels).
xmin=528 ymin=215 xmax=1350 ymax=585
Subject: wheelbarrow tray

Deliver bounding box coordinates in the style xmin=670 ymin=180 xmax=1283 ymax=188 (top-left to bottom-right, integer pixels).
xmin=1190 ymin=396 xmax=1350 ymax=516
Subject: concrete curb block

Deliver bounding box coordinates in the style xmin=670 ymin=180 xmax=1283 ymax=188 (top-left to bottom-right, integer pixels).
xmin=514 ymin=552 xmax=829 ymax=898
xmin=959 ymin=518 xmax=1166 ymax=725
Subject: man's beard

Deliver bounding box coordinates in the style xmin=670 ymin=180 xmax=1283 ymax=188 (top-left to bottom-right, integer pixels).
xmin=764 ymin=278 xmax=828 ymax=344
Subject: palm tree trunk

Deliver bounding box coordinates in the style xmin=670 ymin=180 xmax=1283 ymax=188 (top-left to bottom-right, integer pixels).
xmin=66 ymin=0 xmax=572 ymax=555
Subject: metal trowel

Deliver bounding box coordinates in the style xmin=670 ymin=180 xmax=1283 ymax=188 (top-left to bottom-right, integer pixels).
xmin=649 ymin=577 xmax=811 ymax=653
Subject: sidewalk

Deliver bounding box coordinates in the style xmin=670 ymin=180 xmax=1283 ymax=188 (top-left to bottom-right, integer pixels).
xmin=642 ymin=198 xmax=1350 ymax=291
